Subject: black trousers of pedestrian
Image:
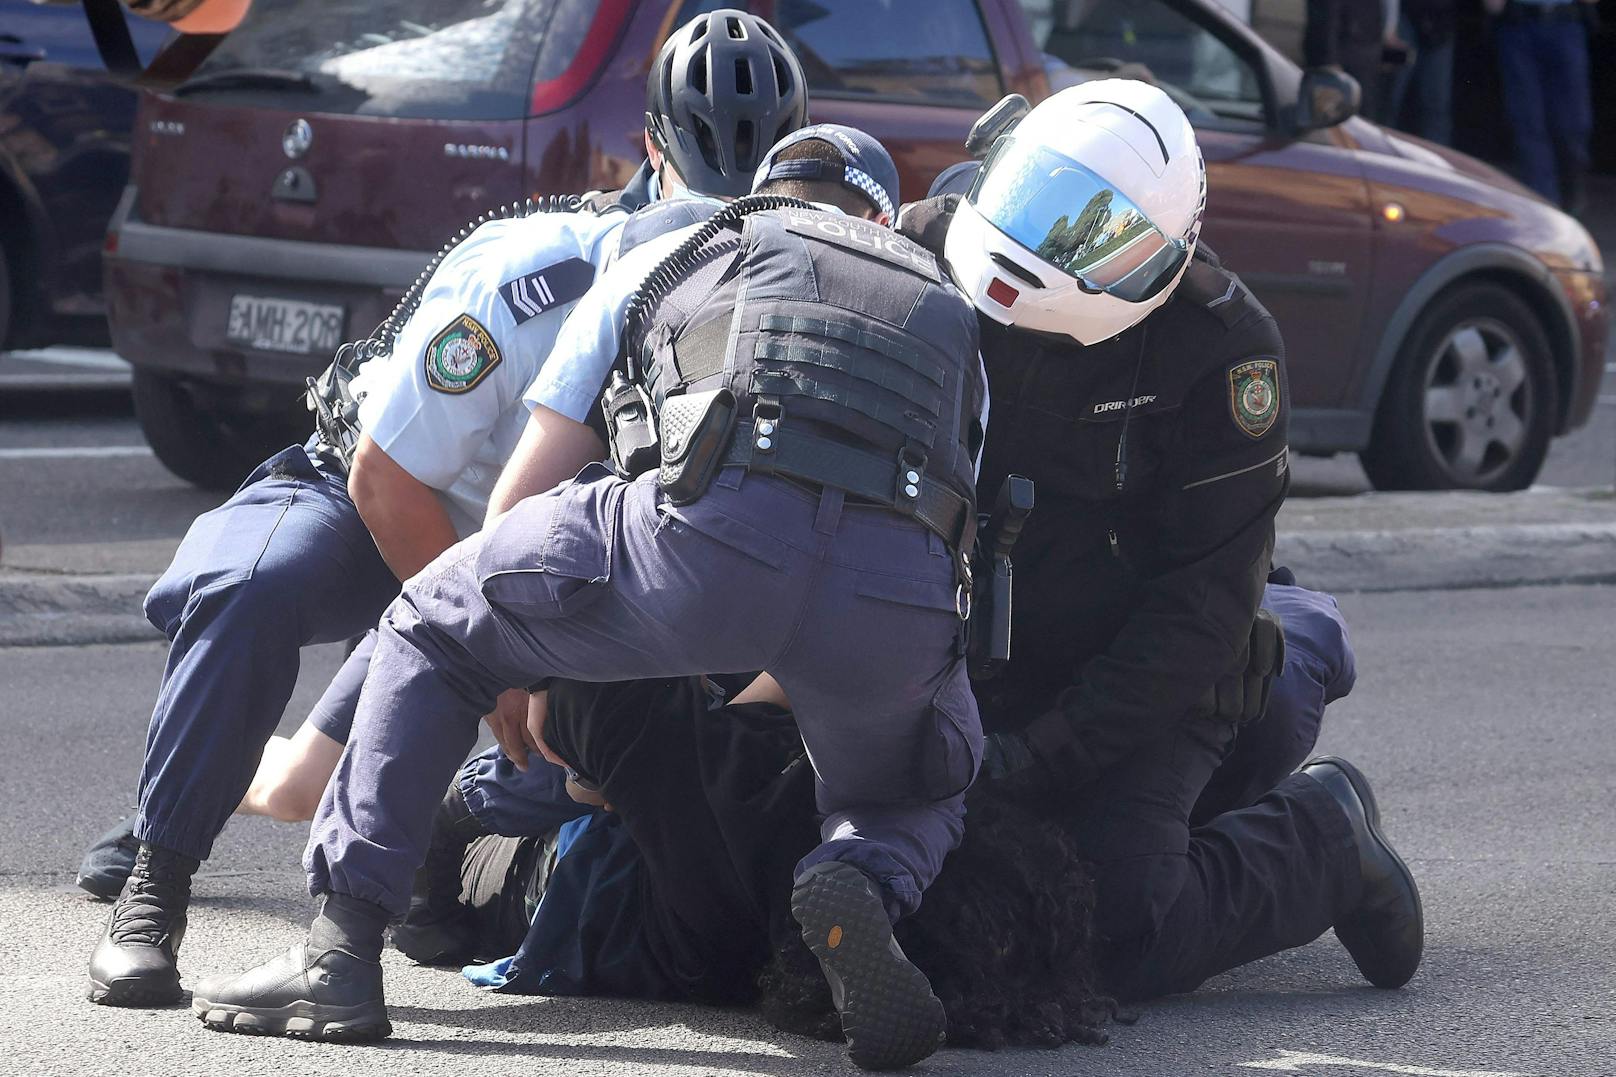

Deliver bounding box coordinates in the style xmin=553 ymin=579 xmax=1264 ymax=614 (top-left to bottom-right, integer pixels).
xmin=1058 ymin=715 xmax=1362 ymax=1002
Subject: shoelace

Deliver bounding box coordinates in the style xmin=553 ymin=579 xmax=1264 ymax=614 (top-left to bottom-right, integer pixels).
xmin=109 ymin=854 xmax=188 ymax=947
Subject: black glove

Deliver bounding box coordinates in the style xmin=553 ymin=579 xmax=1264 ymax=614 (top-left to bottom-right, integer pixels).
xmin=894 ymin=194 xmax=959 ymax=257
xmin=978 ymin=729 xmax=1056 ymax=798
xmin=1197 ymin=607 xmax=1287 ymax=724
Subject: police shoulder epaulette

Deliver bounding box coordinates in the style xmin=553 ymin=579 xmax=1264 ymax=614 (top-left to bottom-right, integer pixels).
xmin=1177 ymin=259 xmax=1250 ymax=330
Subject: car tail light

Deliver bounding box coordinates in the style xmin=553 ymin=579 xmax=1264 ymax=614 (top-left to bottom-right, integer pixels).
xmin=987 ymin=278 xmax=1019 ymax=308
xmin=530 ymin=0 xmax=636 ymax=115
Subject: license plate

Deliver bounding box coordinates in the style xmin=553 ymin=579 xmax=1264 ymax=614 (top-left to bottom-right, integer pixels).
xmin=225 ymin=294 xmax=345 ymax=356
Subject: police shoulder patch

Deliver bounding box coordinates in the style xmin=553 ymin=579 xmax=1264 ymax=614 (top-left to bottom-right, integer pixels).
xmin=425 ymin=314 xmax=502 ymax=394
xmin=1228 ymin=358 xmax=1279 ymax=438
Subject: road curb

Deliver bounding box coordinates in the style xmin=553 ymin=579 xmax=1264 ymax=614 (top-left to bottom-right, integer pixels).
xmin=1276 ymin=520 xmax=1616 ymax=593
xmin=3 ymin=517 xmax=1613 ymax=646
xmin=0 ymin=573 xmax=159 ymax=648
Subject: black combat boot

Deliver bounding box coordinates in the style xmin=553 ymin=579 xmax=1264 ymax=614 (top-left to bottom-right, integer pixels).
xmin=390 ymin=781 xmax=488 ymax=965
xmin=77 ymin=816 xmax=139 ymax=900
xmin=192 ymin=892 xmax=392 ymax=1041
xmin=1302 ymin=756 xmax=1424 ymax=988
xmin=87 ymin=842 xmax=198 ymax=1006
xmin=791 ymin=862 xmax=946 ymax=1071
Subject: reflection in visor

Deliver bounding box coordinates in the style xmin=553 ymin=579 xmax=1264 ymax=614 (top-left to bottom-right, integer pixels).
xmin=970 ymin=140 xmax=1188 ymax=303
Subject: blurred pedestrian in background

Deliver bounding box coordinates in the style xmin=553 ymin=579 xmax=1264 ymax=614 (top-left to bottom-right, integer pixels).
xmin=1305 ymin=0 xmax=1401 ymax=122
xmin=1380 ymin=0 xmax=1456 ymax=145
xmin=1486 ymin=0 xmax=1597 ymax=215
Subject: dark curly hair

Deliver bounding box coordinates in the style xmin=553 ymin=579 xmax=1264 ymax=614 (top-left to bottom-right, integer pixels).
xmin=757 ymin=788 xmax=1122 ymax=1050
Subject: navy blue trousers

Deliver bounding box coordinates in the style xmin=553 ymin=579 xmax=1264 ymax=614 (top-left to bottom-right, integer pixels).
xmin=135 ymin=444 xmax=398 ymax=860
xmin=1495 ymin=16 xmax=1592 ymax=205
xmin=307 ymin=466 xmax=981 ymax=920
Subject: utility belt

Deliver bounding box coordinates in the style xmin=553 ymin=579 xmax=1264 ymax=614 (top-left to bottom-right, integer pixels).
xmin=604 ymin=378 xmax=1032 ymax=674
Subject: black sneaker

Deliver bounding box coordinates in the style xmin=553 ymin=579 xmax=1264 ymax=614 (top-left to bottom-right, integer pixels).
xmin=87 ymin=843 xmax=197 ymax=1006
xmin=77 ymin=816 xmax=139 ymax=901
xmin=791 ymin=862 xmax=946 ymax=1071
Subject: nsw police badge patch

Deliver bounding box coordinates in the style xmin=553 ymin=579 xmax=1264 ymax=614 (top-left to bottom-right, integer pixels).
xmin=1228 ymin=359 xmax=1279 ymax=438
xmin=425 ymin=314 xmax=501 ymax=394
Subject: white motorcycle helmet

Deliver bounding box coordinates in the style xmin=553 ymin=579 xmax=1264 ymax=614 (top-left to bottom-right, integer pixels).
xmin=944 ymin=80 xmax=1206 ymax=345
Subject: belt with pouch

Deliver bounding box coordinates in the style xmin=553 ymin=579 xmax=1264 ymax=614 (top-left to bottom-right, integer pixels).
xmin=651 ymin=388 xmax=975 ymax=555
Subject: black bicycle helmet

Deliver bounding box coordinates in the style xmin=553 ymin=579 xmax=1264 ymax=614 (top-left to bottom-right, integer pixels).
xmin=645 ymin=8 xmax=808 ymax=198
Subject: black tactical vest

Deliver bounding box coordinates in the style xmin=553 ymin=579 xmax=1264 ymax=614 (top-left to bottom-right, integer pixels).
xmin=633 ymin=205 xmax=983 ymax=527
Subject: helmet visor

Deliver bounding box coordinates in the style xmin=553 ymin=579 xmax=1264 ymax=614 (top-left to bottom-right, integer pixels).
xmin=969 ymin=139 xmax=1187 ymax=303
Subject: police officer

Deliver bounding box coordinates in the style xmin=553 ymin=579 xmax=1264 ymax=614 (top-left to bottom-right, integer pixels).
xmin=899 ymin=81 xmax=1423 ymax=1002
xmin=84 ymin=7 xmax=806 ymax=1007
xmin=194 ymin=128 xmax=981 ymax=1072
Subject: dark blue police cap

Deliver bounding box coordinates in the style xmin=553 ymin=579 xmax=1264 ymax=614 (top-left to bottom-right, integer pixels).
xmin=751 ymin=123 xmax=900 ymax=221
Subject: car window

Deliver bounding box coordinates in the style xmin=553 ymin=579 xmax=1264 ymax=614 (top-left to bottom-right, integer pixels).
xmin=182 ymin=0 xmax=593 ymax=120
xmin=675 ymin=0 xmax=1002 ymax=108
xmin=1017 ymin=0 xmax=1268 ymax=128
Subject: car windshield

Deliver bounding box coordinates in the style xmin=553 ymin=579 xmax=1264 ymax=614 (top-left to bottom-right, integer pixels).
xmin=180 ymin=0 xmax=594 ymax=120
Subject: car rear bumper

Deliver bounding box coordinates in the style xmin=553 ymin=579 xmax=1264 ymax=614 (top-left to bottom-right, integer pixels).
xmin=104 ymin=189 xmax=430 ymax=387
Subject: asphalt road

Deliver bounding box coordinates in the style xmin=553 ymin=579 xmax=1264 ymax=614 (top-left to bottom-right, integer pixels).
xmin=1 ymin=351 xmax=1614 ymax=1075
xmin=0 ymin=586 xmax=1611 ymax=1076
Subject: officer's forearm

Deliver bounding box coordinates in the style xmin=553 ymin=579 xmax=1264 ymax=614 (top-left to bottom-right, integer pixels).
xmin=485 ymin=405 xmax=606 ymax=525
xmin=349 ymin=438 xmax=461 ymax=582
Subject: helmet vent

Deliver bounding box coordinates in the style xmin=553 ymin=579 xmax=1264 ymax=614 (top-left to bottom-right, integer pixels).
xmin=735 ymin=120 xmax=756 ymax=168
xmin=690 ymin=19 xmax=707 ymax=43
xmin=734 ymin=58 xmax=754 ymax=96
xmin=726 ymin=15 xmax=746 ymax=38
xmin=990 ymin=251 xmax=1045 ymax=289
xmin=689 ymin=53 xmax=708 ymax=95
xmin=691 ymin=112 xmax=721 ymax=170
xmin=772 ymin=54 xmax=790 ymax=97
xmin=1091 ymin=102 xmax=1170 ymax=165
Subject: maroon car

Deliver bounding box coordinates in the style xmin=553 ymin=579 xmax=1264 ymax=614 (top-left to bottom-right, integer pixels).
xmin=104 ymin=0 xmax=1605 ymax=491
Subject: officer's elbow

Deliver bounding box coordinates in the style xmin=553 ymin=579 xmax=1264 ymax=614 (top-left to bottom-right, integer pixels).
xmin=347 ymin=439 xmax=403 ymax=528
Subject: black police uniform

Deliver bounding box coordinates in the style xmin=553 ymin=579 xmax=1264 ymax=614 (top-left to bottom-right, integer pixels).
xmin=902 ymin=199 xmax=1362 ymax=1002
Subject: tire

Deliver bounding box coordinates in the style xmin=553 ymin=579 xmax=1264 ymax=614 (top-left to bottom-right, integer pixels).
xmin=1360 ymin=283 xmax=1557 ymax=492
xmin=131 ymin=369 xmax=307 ymax=491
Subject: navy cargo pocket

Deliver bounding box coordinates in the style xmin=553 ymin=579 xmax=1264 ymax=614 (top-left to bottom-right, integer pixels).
xmin=477 ymin=472 xmax=619 ymax=619
xmin=920 ymin=661 xmax=983 ymax=801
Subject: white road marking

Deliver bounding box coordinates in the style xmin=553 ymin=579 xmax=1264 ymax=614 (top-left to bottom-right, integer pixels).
xmin=0 ymin=446 xmax=152 ymax=460
xmin=1237 ymin=1050 xmax=1537 ymax=1076
xmin=4 ymin=348 xmax=130 ymax=372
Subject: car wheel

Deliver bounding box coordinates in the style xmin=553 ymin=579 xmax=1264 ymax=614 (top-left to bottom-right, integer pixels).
xmin=132 ymin=369 xmax=306 ymax=491
xmin=1361 ymin=283 xmax=1556 ymax=492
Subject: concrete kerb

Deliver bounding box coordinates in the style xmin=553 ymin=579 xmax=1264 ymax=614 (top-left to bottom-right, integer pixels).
xmin=0 ymin=490 xmax=1612 ymax=646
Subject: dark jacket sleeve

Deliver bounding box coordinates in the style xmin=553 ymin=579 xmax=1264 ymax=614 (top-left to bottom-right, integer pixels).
xmin=1023 ymin=314 xmax=1290 ymax=786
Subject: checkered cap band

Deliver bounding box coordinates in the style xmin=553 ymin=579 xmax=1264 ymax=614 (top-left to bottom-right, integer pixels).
xmin=843 ymin=165 xmax=893 ymax=220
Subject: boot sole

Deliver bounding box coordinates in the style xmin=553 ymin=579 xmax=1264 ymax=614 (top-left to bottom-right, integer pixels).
xmin=87 ymin=975 xmax=182 ymax=1007
xmin=193 ymin=997 xmax=392 ymax=1041
xmin=1310 ymin=756 xmax=1425 ymax=988
xmin=792 ymin=864 xmax=945 ymax=1071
